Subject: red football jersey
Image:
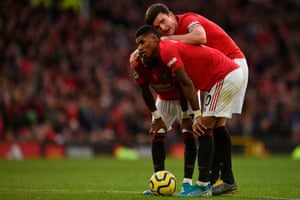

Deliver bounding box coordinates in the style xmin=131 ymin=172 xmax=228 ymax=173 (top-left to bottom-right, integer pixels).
xmin=132 ymin=58 xmax=179 ymax=100
xmin=176 ymin=13 xmax=244 ymax=59
xmin=159 ymin=40 xmax=239 ymax=91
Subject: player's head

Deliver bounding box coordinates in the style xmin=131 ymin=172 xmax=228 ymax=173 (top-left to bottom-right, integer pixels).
xmin=144 ymin=3 xmax=177 ymax=36
xmin=135 ymin=25 xmax=160 ymax=66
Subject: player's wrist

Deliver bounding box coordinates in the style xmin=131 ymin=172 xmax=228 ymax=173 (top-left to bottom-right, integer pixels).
xmin=193 ymin=109 xmax=202 ymax=119
xmin=181 ymin=111 xmax=189 ymax=119
xmin=152 ymin=110 xmax=161 ymax=120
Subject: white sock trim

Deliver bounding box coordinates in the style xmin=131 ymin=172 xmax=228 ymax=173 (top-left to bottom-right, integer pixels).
xmin=182 ymin=178 xmax=192 ymax=185
xmin=196 ymin=181 xmax=210 ymax=186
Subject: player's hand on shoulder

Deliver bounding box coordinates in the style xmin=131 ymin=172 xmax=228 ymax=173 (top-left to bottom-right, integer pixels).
xmin=160 ymin=36 xmax=169 ymax=41
xmin=150 ymin=117 xmax=167 ymax=137
xmin=129 ymin=49 xmax=139 ymax=69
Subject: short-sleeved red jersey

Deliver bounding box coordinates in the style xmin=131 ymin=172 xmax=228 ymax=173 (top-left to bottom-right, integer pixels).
xmin=159 ymin=40 xmax=239 ymax=91
xmin=176 ymin=13 xmax=245 ymax=59
xmin=132 ymin=58 xmax=179 ymax=100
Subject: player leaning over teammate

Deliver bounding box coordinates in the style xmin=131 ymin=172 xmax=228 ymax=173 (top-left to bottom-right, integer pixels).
xmin=135 ymin=24 xmax=246 ymax=197
xmin=130 ymin=3 xmax=249 ymax=195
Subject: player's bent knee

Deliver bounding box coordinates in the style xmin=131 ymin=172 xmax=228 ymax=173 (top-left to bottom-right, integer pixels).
xmin=152 ymin=135 xmax=166 ymax=142
xmin=182 ymin=131 xmax=194 ymax=140
xmin=202 ymin=129 xmax=213 ymax=137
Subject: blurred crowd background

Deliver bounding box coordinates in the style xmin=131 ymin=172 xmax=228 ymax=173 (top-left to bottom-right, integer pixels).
xmin=0 ymin=0 xmax=299 ymax=154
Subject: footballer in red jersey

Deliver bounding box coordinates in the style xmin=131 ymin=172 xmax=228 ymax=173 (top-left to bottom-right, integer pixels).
xmin=131 ymin=54 xmax=197 ymax=196
xmin=144 ymin=4 xmax=248 ymax=113
xmin=142 ymin=3 xmax=249 ymax=194
xmin=135 ymin=25 xmax=246 ymax=197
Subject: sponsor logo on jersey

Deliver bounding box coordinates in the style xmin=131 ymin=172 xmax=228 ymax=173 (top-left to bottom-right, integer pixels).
xmin=150 ymin=83 xmax=174 ymax=92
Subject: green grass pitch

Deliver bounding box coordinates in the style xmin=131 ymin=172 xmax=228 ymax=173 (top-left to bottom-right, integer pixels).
xmin=0 ymin=155 xmax=299 ymax=200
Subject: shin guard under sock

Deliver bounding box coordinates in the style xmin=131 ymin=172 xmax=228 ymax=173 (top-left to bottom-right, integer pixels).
xmin=152 ymin=136 xmax=166 ymax=172
xmin=211 ymin=129 xmax=221 ymax=185
xmin=197 ymin=130 xmax=214 ymax=183
xmin=182 ymin=132 xmax=197 ymax=179
xmin=213 ymin=126 xmax=234 ymax=184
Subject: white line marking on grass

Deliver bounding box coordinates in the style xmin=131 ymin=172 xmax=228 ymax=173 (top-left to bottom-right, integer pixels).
xmin=0 ymin=188 xmax=141 ymax=194
xmin=1 ymin=188 xmax=299 ymax=199
xmin=235 ymin=195 xmax=300 ymax=200
xmin=99 ymin=190 xmax=141 ymax=194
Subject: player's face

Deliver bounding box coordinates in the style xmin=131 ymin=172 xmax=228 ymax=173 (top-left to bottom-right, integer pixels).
xmin=136 ymin=34 xmax=159 ymax=66
xmin=152 ymin=12 xmax=177 ymax=36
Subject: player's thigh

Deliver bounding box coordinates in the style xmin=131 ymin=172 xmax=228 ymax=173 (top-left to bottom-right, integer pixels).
xmin=201 ymin=116 xmax=217 ymax=128
xmin=214 ymin=118 xmax=227 ymax=127
xmin=201 ymin=116 xmax=227 ymax=129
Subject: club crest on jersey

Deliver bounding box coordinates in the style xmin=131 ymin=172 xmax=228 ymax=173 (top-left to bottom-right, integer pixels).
xmin=167 ymin=57 xmax=177 ymax=67
xmin=133 ymin=71 xmax=139 ymax=79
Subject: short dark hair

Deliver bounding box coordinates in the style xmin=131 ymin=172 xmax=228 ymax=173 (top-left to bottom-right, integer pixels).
xmin=144 ymin=3 xmax=170 ymax=25
xmin=135 ymin=25 xmax=161 ymax=39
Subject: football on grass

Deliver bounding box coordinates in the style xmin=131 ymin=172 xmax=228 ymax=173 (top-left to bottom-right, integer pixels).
xmin=148 ymin=170 xmax=176 ymax=196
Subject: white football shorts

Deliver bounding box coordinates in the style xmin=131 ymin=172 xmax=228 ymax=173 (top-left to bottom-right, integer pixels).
xmin=232 ymin=58 xmax=249 ymax=114
xmin=155 ymin=99 xmax=182 ymax=131
xmin=202 ymin=67 xmax=245 ymax=118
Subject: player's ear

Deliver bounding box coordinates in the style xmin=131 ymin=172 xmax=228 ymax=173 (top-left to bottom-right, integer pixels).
xmin=150 ymin=33 xmax=160 ymax=42
xmin=169 ymin=11 xmax=175 ymax=18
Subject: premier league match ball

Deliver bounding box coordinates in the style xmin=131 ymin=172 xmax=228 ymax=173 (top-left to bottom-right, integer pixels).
xmin=148 ymin=170 xmax=177 ymax=196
